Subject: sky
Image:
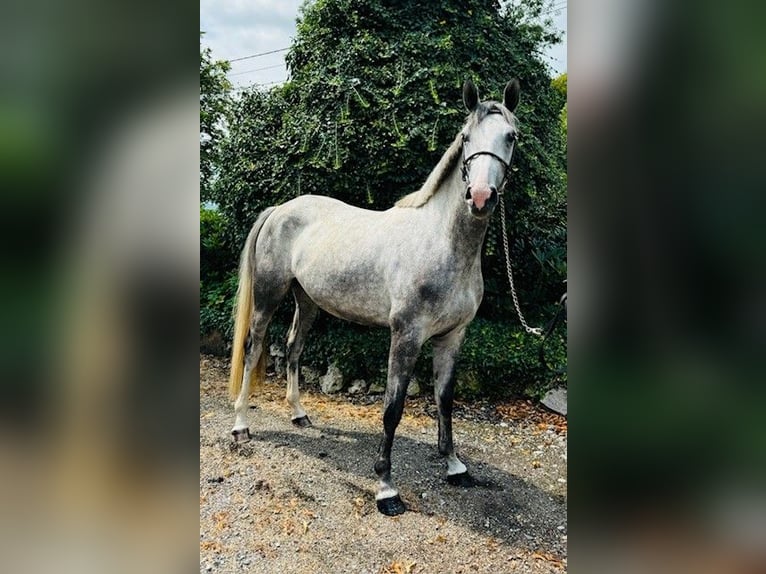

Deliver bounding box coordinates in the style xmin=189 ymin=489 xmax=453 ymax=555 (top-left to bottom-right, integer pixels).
xmin=200 ymin=0 xmax=567 ymax=91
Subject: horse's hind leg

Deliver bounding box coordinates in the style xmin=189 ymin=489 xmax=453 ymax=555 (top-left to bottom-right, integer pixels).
xmin=231 ymin=312 xmax=271 ymax=442
xmin=432 ymin=327 xmax=474 ymax=486
xmin=285 ymin=283 xmax=319 ymax=427
xmin=231 ymin=323 xmax=265 ymax=441
xmin=232 ymin=285 xmax=290 ymax=441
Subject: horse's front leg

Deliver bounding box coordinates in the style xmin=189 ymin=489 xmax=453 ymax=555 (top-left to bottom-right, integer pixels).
xmin=432 ymin=327 xmax=474 ymax=486
xmin=374 ymin=324 xmax=423 ymax=516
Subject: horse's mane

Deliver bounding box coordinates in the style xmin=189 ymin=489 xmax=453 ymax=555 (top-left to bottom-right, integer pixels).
xmin=395 ymin=132 xmax=463 ymax=208
xmin=396 ymin=101 xmax=514 ymax=209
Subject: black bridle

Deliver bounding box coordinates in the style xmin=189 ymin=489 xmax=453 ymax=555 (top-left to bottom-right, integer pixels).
xmin=460 ymin=124 xmax=517 ymax=194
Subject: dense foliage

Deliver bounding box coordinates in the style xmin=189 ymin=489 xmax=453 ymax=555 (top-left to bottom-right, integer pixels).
xmin=200 ymin=35 xmax=231 ymax=201
xmin=200 ymin=205 xmax=238 ymax=341
xmin=201 ymin=0 xmax=567 ymax=397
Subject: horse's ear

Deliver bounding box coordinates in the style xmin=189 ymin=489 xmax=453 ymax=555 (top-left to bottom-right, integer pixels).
xmin=463 ymin=80 xmax=479 ymax=111
xmin=503 ymin=78 xmax=521 ymax=112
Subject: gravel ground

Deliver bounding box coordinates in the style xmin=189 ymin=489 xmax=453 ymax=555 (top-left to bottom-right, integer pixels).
xmin=200 ymin=355 xmax=567 ymax=573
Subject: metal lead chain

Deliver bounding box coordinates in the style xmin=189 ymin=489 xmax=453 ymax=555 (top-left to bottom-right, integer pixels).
xmin=499 ymin=193 xmax=543 ymax=336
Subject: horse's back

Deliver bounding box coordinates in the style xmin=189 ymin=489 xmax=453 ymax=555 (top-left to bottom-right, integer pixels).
xmin=256 ymin=194 xmax=478 ymax=333
xmin=259 ymin=195 xmax=396 ymax=326
xmin=264 ymin=195 xmax=395 ymax=257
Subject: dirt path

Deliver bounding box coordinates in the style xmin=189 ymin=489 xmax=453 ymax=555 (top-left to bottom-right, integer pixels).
xmin=200 ymin=356 xmax=567 ymax=573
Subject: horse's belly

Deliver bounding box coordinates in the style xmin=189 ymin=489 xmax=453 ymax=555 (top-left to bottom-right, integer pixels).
xmin=296 ymin=270 xmax=391 ymax=328
xmin=318 ymin=301 xmax=389 ymax=328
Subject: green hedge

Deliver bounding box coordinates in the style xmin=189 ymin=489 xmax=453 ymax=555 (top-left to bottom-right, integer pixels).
xmin=455 ymin=316 xmax=566 ymax=399
xmin=200 ymin=205 xmax=238 ymax=342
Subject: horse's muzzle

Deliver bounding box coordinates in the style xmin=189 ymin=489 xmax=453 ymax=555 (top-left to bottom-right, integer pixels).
xmin=466 ymin=185 xmax=498 ymax=216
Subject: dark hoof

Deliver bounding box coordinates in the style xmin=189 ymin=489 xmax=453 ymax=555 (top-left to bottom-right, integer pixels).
xmin=231 ymin=428 xmax=251 ymax=443
xmin=291 ymin=415 xmax=312 ymax=428
xmin=447 ymin=472 xmax=476 ymax=487
xmin=377 ymin=495 xmax=406 ymax=516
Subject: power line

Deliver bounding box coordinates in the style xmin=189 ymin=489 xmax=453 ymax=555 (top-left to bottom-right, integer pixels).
xmin=232 ymin=79 xmax=287 ymax=91
xmin=507 ymin=0 xmax=566 ymax=13
xmin=229 ymin=63 xmax=285 ymax=77
xmin=228 ymin=47 xmax=289 ymax=63
xmin=509 ymin=0 xmax=566 ymax=17
xmin=541 ymin=2 xmax=567 ymax=16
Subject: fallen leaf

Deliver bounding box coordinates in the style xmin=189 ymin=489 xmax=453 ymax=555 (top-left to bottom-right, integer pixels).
xmin=380 ymin=561 xmax=416 ymax=574
xmin=200 ymin=540 xmax=223 ymax=553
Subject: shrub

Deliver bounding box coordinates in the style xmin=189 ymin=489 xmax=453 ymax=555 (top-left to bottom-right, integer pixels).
xmin=263 ymin=310 xmax=566 ymax=400
xmin=456 ymin=316 xmax=567 ymax=399
xmin=200 ymin=205 xmax=238 ymax=343
xmin=200 ymin=272 xmax=238 ymax=343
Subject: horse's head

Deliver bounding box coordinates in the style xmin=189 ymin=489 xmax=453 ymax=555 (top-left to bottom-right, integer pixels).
xmin=460 ymin=79 xmax=520 ymax=218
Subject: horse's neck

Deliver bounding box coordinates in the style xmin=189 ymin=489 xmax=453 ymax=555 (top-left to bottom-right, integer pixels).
xmin=428 ymin=170 xmax=490 ymax=264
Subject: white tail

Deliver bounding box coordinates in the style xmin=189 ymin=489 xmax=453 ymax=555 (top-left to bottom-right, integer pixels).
xmin=229 ymin=207 xmax=275 ymax=400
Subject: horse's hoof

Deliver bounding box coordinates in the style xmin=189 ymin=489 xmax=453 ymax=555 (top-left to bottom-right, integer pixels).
xmin=377 ymin=495 xmax=406 ymax=516
xmin=291 ymin=415 xmax=312 ymax=428
xmin=231 ymin=428 xmax=251 ymax=443
xmin=447 ymin=471 xmax=476 ymax=487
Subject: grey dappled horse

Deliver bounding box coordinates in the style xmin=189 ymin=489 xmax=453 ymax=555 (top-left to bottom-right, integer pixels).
xmin=229 ymin=79 xmax=521 ymax=516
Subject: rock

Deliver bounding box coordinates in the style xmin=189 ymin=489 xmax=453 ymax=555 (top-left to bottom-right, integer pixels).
xmin=407 ymin=377 xmax=421 ymax=397
xmin=270 ymin=344 xmax=286 ymax=376
xmin=541 ymin=386 xmax=567 ymax=416
xmin=320 ymin=363 xmax=344 ymax=394
xmin=301 ymin=366 xmax=321 ymax=386
xmin=269 ymin=343 xmax=285 ymax=358
xmin=368 ymin=380 xmax=386 ymax=394
xmin=347 ymin=379 xmax=367 ymax=395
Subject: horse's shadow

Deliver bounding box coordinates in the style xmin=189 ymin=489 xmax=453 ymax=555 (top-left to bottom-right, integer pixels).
xmin=243 ymin=423 xmax=566 ymax=554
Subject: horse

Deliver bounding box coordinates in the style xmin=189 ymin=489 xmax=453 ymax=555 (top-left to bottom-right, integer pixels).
xmin=228 ymin=78 xmax=521 ymax=516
